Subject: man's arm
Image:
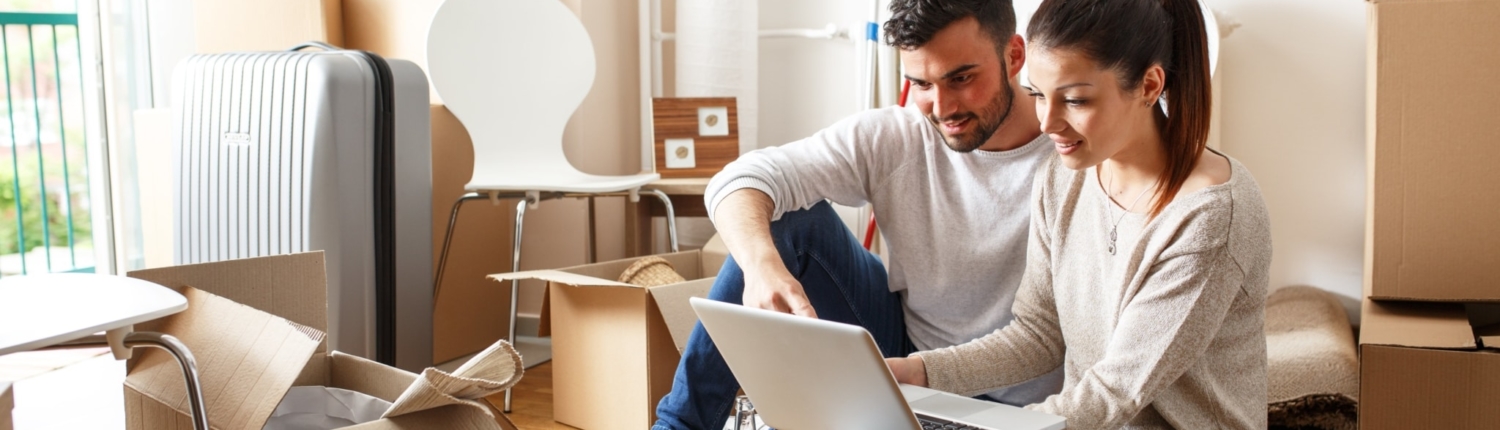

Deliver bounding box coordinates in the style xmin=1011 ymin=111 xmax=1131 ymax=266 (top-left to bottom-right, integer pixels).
xmin=704 ymin=108 xmax=916 ymax=316
xmin=712 ymin=188 xmax=817 ymax=318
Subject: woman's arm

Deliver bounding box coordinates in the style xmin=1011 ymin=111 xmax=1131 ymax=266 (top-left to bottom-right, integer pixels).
xmin=1033 ymin=245 xmax=1244 ymax=428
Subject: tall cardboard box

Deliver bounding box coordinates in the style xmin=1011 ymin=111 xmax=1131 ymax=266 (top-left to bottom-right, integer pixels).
xmin=125 ymin=253 xmax=516 ymax=430
xmin=427 ymin=105 xmax=526 ymax=365
xmin=1365 ymin=0 xmax=1500 ymax=302
xmin=491 ymin=248 xmax=728 ymax=430
xmin=1358 ymin=299 xmax=1500 ymax=429
xmin=192 ymin=0 xmax=343 ymax=53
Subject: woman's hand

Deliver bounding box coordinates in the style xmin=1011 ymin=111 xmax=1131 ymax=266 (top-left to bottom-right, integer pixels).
xmin=885 ymin=356 xmax=928 ymax=387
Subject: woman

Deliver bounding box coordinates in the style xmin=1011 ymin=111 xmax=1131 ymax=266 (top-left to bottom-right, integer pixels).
xmin=886 ymin=0 xmax=1272 ymax=428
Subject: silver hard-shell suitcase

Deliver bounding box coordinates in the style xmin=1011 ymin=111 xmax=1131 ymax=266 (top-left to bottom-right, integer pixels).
xmin=170 ymin=43 xmax=433 ymax=372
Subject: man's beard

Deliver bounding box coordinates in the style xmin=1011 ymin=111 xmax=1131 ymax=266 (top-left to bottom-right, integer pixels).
xmin=928 ymin=62 xmax=1015 ymax=153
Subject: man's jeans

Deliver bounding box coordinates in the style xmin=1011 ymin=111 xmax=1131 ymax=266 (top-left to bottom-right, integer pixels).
xmin=652 ymin=202 xmax=912 ymax=430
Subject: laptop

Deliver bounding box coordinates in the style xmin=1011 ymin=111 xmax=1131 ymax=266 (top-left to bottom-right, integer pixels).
xmin=691 ymin=297 xmax=1067 ymax=430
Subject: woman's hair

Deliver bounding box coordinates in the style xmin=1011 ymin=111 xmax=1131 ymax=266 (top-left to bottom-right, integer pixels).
xmin=1027 ymin=0 xmax=1212 ymax=217
xmin=885 ymin=0 xmax=1016 ymax=56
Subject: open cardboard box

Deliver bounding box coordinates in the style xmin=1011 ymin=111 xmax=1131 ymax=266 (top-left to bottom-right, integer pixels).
xmin=1358 ymin=299 xmax=1500 ymax=429
xmin=124 ymin=252 xmax=516 ymax=430
xmin=1364 ymin=0 xmax=1500 ymax=302
xmin=490 ymin=243 xmax=728 ymax=430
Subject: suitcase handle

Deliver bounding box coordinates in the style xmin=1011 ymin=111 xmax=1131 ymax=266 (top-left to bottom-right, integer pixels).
xmin=288 ymin=41 xmax=341 ymax=52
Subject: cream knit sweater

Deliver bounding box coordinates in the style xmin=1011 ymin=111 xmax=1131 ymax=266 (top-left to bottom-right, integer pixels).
xmin=915 ymin=151 xmax=1272 ymax=429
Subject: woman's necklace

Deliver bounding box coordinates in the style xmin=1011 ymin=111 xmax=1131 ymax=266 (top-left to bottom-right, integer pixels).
xmin=1104 ymin=168 xmax=1156 ymax=255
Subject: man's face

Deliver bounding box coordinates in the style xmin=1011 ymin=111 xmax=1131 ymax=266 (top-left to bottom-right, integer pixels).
xmin=901 ymin=17 xmax=1016 ymax=152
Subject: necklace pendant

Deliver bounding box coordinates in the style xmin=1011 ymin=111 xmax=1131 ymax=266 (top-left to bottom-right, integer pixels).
xmin=1107 ymin=242 xmax=1116 ymax=255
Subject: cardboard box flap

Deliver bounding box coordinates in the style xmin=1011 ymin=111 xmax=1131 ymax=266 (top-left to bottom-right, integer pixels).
xmin=128 ymin=252 xmax=329 ymax=342
xmin=1470 ymin=303 xmax=1500 ymax=350
xmin=125 ymin=287 xmax=323 ymax=430
xmin=1360 ymin=299 xmax=1476 ymax=349
xmin=648 ymin=278 xmax=716 ymax=352
xmin=700 ymin=235 xmax=728 ymax=277
xmin=488 ymin=270 xmax=635 ymax=288
xmin=489 ymin=250 xmax=712 ymax=289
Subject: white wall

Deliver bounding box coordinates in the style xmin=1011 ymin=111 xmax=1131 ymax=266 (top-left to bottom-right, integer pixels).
xmin=757 ymin=0 xmax=871 ymax=149
xmin=1201 ymin=0 xmax=1368 ymax=323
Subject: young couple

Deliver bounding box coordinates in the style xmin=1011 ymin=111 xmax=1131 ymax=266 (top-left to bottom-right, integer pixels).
xmin=655 ymin=0 xmax=1272 ymax=429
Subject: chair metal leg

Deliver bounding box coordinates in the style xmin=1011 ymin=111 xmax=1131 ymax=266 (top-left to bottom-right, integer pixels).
xmin=504 ymin=196 xmax=531 ymax=413
xmin=433 ymin=192 xmax=488 ymax=298
xmin=124 ymin=332 xmax=208 ymax=430
xmin=647 ymin=189 xmax=680 ymax=252
xmin=587 ymin=196 xmax=597 ymax=263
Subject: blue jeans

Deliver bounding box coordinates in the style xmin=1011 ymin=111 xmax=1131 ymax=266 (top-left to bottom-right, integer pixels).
xmin=652 ymin=201 xmax=913 ymax=430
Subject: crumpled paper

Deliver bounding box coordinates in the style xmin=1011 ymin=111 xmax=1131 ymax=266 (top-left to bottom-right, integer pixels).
xmin=381 ymin=340 xmax=525 ymax=418
xmin=264 ymin=386 xmax=393 ymax=430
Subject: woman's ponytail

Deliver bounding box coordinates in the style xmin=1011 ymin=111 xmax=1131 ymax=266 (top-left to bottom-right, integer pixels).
xmin=1150 ymin=0 xmax=1212 ymax=217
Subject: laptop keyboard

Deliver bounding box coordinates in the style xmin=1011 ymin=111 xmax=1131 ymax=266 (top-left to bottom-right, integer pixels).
xmin=917 ymin=414 xmax=985 ymax=430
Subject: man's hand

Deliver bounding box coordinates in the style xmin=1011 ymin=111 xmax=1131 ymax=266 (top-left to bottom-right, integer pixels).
xmin=885 ymin=356 xmax=928 ymax=387
xmin=741 ymin=266 xmax=819 ymax=318
xmin=714 ymin=189 xmax=819 ymax=318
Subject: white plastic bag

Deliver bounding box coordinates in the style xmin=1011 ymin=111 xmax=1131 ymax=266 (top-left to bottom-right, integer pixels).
xmin=263 ymin=386 xmax=392 ymax=430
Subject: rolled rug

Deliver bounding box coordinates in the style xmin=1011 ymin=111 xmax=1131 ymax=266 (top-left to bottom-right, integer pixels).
xmin=1265 ymin=286 xmax=1358 ymax=430
xmin=381 ymin=340 xmax=525 ymax=419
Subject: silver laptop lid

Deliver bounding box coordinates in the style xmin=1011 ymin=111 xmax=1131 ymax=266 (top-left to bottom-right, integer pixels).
xmin=691 ymin=297 xmax=921 ymax=430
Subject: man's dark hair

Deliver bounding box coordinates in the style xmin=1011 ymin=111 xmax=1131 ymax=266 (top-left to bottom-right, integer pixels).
xmin=884 ymin=0 xmax=1016 ymax=53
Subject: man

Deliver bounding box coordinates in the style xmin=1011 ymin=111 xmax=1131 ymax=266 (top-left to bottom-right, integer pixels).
xmin=653 ymin=1 xmax=1064 ymax=429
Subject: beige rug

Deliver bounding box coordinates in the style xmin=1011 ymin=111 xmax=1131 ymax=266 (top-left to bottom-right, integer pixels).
xmin=1265 ymin=286 xmax=1358 ymax=430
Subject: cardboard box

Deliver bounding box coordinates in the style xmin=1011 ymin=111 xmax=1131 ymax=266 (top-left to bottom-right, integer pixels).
xmin=192 ymin=0 xmax=342 ymax=54
xmin=125 ymin=253 xmax=516 ymax=430
xmin=1365 ymin=0 xmax=1500 ymax=302
xmin=490 ymin=247 xmax=728 ymax=430
xmin=1358 ymin=299 xmax=1500 ymax=429
xmin=1 ymin=380 xmax=11 ymax=430
xmin=343 ymin=0 xmax=443 ymax=103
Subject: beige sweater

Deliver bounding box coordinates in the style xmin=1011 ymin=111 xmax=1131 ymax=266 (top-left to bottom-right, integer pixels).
xmin=915 ymin=152 xmax=1272 ymax=429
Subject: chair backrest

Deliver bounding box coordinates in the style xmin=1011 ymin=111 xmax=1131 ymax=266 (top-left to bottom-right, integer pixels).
xmin=427 ymin=0 xmax=595 ymax=185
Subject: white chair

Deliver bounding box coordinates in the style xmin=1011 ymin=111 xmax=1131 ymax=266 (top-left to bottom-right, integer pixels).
xmin=427 ymin=0 xmax=679 ymax=412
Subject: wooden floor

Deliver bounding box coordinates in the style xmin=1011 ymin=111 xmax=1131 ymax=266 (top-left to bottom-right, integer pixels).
xmin=487 ymin=361 xmax=582 ymax=429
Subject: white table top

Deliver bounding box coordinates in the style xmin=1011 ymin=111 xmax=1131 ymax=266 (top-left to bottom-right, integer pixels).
xmin=0 ymin=274 xmax=186 ymax=356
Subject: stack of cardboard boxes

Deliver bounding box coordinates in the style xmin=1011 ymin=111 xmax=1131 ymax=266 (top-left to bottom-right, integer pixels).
xmin=1359 ymin=0 xmax=1500 ymax=428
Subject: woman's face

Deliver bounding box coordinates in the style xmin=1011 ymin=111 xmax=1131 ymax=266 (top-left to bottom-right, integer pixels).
xmin=1024 ymin=47 xmax=1163 ymax=170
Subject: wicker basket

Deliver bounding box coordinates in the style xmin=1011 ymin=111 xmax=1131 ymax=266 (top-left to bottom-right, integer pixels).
xmin=617 ymin=256 xmax=687 ymax=287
